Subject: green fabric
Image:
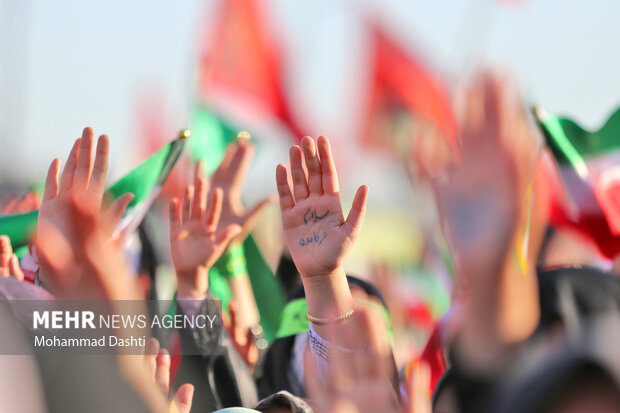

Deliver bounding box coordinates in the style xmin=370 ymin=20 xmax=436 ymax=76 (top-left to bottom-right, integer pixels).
xmin=108 ymin=137 xmax=185 ymax=208
xmin=0 ymin=211 xmax=38 ymax=250
xmin=275 ymin=297 xmax=393 ymax=340
xmin=535 ymin=106 xmax=620 ymax=170
xmin=214 ymin=243 xmax=247 ymax=278
xmin=190 ymin=105 xmax=286 ymax=343
xmin=209 ymin=268 xmax=233 ymax=312
xmin=275 ymin=298 xmax=310 ymax=338
xmin=189 ymin=106 xmax=238 ymax=174
xmin=0 ymin=138 xmax=186 ymax=249
xmin=243 ymin=236 xmax=285 ymax=343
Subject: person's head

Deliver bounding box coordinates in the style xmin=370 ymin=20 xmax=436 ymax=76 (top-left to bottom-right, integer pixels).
xmin=498 ymin=358 xmax=620 ymax=413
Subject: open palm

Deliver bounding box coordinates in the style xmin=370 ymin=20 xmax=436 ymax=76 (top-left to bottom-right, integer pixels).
xmin=208 ymin=138 xmax=274 ymax=244
xmin=169 ymin=168 xmax=241 ymax=294
xmin=276 ymin=136 xmax=368 ymax=279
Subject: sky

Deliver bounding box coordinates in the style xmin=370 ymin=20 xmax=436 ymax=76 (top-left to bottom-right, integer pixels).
xmin=1 ymin=0 xmax=620 ymax=185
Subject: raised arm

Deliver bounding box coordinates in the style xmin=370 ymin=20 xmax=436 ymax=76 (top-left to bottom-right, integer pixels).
xmin=275 ymin=135 xmax=368 ymax=341
xmin=169 ymin=164 xmax=241 ymax=299
xmin=429 ymin=71 xmax=541 ymax=370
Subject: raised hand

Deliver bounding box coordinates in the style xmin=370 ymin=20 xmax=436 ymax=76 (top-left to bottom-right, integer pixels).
xmin=304 ymin=307 xmax=401 ymax=413
xmin=425 ymin=70 xmax=542 ymax=368
xmin=430 ymin=72 xmax=540 ymax=276
xmin=0 ymin=236 xmax=24 ymax=281
xmin=223 ymin=301 xmax=259 ymax=371
xmin=169 ymin=165 xmax=242 ymax=298
xmin=276 ymin=136 xmax=368 ymax=280
xmin=37 ymin=127 xmax=134 ymax=291
xmin=143 ymin=338 xmax=195 ymax=413
xmin=0 ymin=191 xmax=40 ymax=215
xmin=36 ymin=190 xmax=138 ymax=300
xmin=209 ymin=138 xmax=275 ymax=244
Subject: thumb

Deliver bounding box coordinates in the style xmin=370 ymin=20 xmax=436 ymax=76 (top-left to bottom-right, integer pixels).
xmin=171 ymin=384 xmax=194 ymax=413
xmin=242 ymin=195 xmax=276 ymax=234
xmin=102 ymin=193 xmax=135 ymax=237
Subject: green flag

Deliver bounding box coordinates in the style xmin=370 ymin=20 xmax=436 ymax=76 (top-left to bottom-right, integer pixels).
xmin=188 ymin=106 xmax=238 ymax=173
xmin=0 ymin=133 xmax=188 ymax=250
xmin=190 ymin=105 xmax=286 ymax=343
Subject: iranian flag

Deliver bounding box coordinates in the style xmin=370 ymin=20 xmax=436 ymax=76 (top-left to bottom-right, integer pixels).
xmin=534 ymin=106 xmax=620 ymax=259
xmin=0 ymin=133 xmax=187 ymax=251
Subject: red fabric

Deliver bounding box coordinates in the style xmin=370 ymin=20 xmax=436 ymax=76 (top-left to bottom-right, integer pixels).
xmin=364 ymin=24 xmax=456 ymax=154
xmin=169 ymin=332 xmax=183 ymax=387
xmin=593 ymin=172 xmax=620 ymax=237
xmin=540 ymin=151 xmax=620 ymax=259
xmin=198 ymin=0 xmax=304 ymax=140
xmin=406 ymin=325 xmax=447 ymax=392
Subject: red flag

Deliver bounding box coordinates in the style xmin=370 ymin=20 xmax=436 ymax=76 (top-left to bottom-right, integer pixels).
xmin=364 ymin=24 xmax=457 ymax=155
xmin=198 ymin=0 xmax=304 ymax=139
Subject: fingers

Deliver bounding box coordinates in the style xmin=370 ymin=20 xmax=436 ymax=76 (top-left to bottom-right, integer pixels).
xmin=9 ymin=255 xmax=24 ymax=281
xmin=289 ymin=145 xmax=309 ymax=200
xmin=0 ymin=236 xmax=12 ymax=277
xmin=192 ymin=164 xmax=207 ymax=221
xmin=181 ymin=186 xmax=194 ymax=224
xmin=204 ymin=188 xmax=223 ymax=232
xmin=276 ymin=164 xmax=295 ymax=211
xmin=211 ymin=143 xmax=236 ymax=185
xmin=102 ymin=193 xmax=135 ymax=235
xmin=301 ymin=136 xmax=323 ymax=195
xmin=88 ymin=135 xmax=110 ymax=199
xmin=407 ymin=362 xmax=432 ymax=413
xmin=155 ymin=348 xmax=171 ymax=398
xmin=169 ymin=198 xmax=181 ymax=234
xmin=344 ymin=185 xmax=369 ymax=240
xmin=144 ymin=337 xmax=160 ymax=378
xmin=73 ymin=127 xmax=95 ymax=190
xmin=226 ymin=140 xmax=255 ymax=195
xmin=242 ymin=195 xmax=276 ymax=234
xmin=214 ymin=224 xmax=242 ymax=246
xmin=172 ymin=383 xmax=195 ymax=413
xmin=42 ymin=159 xmax=61 ymax=202
xmin=228 ymin=301 xmax=238 ymax=330
xmin=317 ymin=136 xmax=340 ymax=194
xmin=59 ymin=138 xmax=80 ymax=192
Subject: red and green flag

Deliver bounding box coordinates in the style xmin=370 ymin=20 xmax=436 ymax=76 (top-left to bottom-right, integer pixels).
xmin=534 ymin=106 xmax=620 ymax=259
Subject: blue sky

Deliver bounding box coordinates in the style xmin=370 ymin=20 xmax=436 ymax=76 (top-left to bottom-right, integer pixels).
xmin=1 ymin=0 xmax=619 ymax=184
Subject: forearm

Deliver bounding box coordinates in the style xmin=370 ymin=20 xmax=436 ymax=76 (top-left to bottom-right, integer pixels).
xmin=227 ymin=275 xmax=259 ymax=328
xmin=301 ymin=266 xmax=357 ymax=348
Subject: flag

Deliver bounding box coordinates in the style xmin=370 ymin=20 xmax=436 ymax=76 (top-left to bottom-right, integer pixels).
xmin=191 ymin=0 xmax=290 ymax=342
xmin=0 ymin=133 xmax=188 ymax=250
xmin=196 ymin=0 xmax=304 ymax=139
xmin=534 ymin=105 xmax=620 ymax=259
xmin=188 ymin=106 xmax=238 ymax=174
xmin=189 ymin=109 xmax=286 ymax=343
xmin=363 ymin=24 xmax=456 ymax=158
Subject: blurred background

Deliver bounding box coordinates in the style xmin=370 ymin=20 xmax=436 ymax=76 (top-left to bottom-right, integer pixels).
xmin=1 ymin=0 xmax=620 ymax=363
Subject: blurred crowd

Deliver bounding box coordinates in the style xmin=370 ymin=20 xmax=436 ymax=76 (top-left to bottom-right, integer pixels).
xmin=2 ymin=67 xmax=620 ymax=413
xmin=2 ymin=0 xmax=620 ymax=409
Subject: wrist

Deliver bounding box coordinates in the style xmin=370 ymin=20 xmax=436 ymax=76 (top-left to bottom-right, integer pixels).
xmin=301 ymin=266 xmax=353 ymax=319
xmin=176 ymin=266 xmax=209 ymax=299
